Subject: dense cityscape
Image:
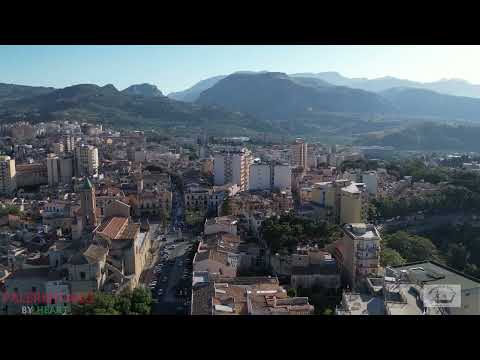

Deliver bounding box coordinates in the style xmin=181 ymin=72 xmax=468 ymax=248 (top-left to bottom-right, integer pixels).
xmin=0 ymin=119 xmax=478 ymax=315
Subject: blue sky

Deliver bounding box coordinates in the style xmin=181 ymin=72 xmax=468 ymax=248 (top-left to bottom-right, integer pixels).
xmin=1 ymin=45 xmax=480 ymax=94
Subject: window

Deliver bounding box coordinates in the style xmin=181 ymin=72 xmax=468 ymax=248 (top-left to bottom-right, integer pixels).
xmin=80 ymin=272 xmax=86 ymax=280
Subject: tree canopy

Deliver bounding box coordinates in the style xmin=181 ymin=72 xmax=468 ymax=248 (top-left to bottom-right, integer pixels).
xmin=261 ymin=214 xmax=340 ymax=253
xmin=382 ymin=231 xmax=439 ymax=263
xmin=72 ymin=287 xmax=152 ymax=315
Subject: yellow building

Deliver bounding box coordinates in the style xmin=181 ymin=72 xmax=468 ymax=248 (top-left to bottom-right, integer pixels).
xmin=340 ymin=183 xmax=363 ymax=225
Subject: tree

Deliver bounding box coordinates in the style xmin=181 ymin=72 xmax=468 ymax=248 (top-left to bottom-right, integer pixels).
xmin=130 ymin=287 xmax=153 ymax=315
xmin=220 ymin=197 xmax=232 ymax=216
xmin=322 ymin=308 xmax=334 ymax=316
xmin=380 ymin=247 xmax=406 ymax=267
xmin=447 ymin=244 xmax=467 ymax=271
xmin=287 ymin=288 xmax=297 ymax=297
xmin=384 ymin=231 xmax=439 ymax=263
xmin=0 ymin=204 xmax=21 ymax=216
xmin=72 ymin=288 xmax=152 ymax=315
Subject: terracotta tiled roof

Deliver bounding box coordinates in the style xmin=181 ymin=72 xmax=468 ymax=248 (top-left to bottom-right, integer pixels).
xmin=96 ymin=217 xmax=129 ymax=240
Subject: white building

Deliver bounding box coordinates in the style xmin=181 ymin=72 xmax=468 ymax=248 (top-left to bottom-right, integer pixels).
xmin=249 ymin=163 xmax=271 ymax=191
xmin=248 ymin=163 xmax=292 ymax=192
xmin=214 ymin=147 xmax=253 ymax=192
xmin=47 ymin=154 xmax=60 ymax=187
xmin=74 ymin=144 xmax=99 ymax=177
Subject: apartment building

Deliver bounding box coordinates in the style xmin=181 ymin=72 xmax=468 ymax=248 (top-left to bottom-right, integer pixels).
xmin=62 ymin=135 xmax=75 ymax=153
xmin=52 ymin=142 xmax=64 ymax=156
xmin=291 ymin=138 xmax=308 ymax=171
xmin=213 ymin=146 xmax=253 ymax=191
xmin=249 ymin=162 xmax=291 ymax=192
xmin=362 ymin=171 xmax=378 ymax=196
xmin=184 ymin=186 xmax=212 ymax=213
xmin=74 ymin=144 xmax=99 ymax=177
xmin=340 ymin=183 xmax=364 ymax=224
xmin=310 ymin=180 xmax=367 ymax=224
xmin=191 ymin=276 xmax=315 ymax=315
xmin=0 ymin=155 xmax=16 ymax=195
xmin=332 ymin=223 xmax=381 ymax=289
xmin=47 ymin=154 xmax=60 ymax=187
xmin=16 ymin=163 xmax=48 ymax=188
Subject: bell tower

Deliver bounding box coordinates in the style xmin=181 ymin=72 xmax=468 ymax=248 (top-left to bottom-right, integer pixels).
xmin=80 ymin=177 xmax=98 ymax=229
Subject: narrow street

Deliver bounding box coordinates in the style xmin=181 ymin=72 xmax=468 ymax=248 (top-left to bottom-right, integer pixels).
xmin=145 ymin=174 xmax=194 ymax=315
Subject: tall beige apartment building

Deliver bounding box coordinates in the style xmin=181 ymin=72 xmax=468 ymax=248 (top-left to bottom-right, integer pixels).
xmin=75 ymin=144 xmax=99 ymax=177
xmin=340 ymin=183 xmax=364 ymax=225
xmin=0 ymin=156 xmax=16 ymax=195
xmin=214 ymin=147 xmax=253 ymax=192
xmin=335 ymin=223 xmax=381 ymax=288
xmin=291 ymin=138 xmax=308 ymax=171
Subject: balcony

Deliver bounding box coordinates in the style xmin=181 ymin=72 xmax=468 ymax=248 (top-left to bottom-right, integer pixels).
xmin=356 ymin=251 xmax=379 ymax=260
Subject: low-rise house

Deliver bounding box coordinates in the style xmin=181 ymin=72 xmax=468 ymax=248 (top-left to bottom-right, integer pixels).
xmin=193 ymin=249 xmax=237 ymax=278
xmin=2 ymin=267 xmax=69 ymax=315
xmin=41 ymin=200 xmax=75 ymax=231
xmin=191 ymin=276 xmax=314 ymax=315
xmin=204 ymin=216 xmax=238 ymax=236
xmin=184 ymin=186 xmax=211 ymax=213
xmin=131 ymin=190 xmax=172 ymax=218
xmin=270 ymin=246 xmax=341 ymax=291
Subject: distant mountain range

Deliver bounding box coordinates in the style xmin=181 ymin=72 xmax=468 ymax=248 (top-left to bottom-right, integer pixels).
xmin=196 ymin=72 xmax=394 ymax=121
xmin=357 ymin=122 xmax=480 ymax=151
xmin=5 ymin=72 xmax=480 ymax=146
xmin=191 ymin=72 xmax=480 ymax=124
xmin=0 ymin=83 xmax=55 ymax=104
xmin=122 ymin=83 xmax=163 ymax=97
xmin=290 ymin=72 xmax=480 ymax=99
xmin=167 ymin=71 xmax=480 ymax=102
xmin=0 ymin=82 xmax=271 ymax=136
xmin=168 ymin=75 xmax=226 ymax=102
xmin=380 ymin=87 xmax=480 ymax=122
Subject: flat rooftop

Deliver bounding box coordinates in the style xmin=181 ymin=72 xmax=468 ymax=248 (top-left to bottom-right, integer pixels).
xmin=341 ymin=293 xmax=384 ymax=315
xmin=391 ymin=261 xmax=480 ymax=291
